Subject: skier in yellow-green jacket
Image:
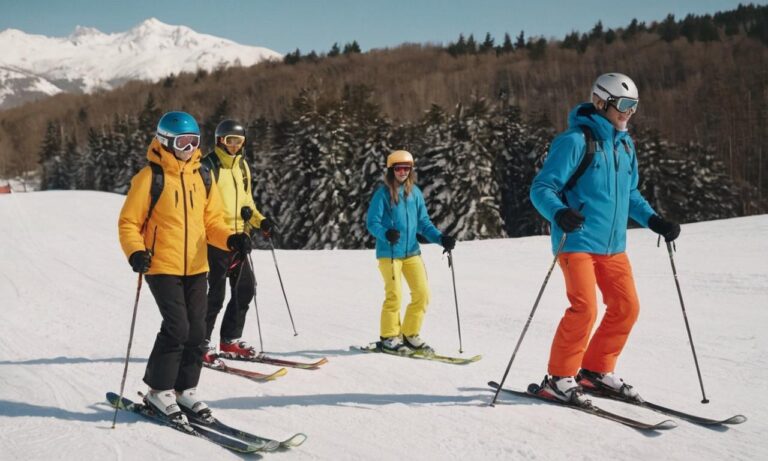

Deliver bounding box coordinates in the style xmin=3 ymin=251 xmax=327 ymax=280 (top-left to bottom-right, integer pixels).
xmin=201 ymin=119 xmax=273 ymax=363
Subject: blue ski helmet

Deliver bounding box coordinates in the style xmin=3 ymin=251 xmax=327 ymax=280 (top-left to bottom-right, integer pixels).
xmin=156 ymin=111 xmax=200 ymax=152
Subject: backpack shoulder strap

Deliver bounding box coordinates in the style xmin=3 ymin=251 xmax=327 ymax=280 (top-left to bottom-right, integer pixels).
xmin=202 ymin=152 xmax=222 ymax=183
xmin=564 ymin=125 xmax=596 ymax=191
xmin=147 ymin=163 xmax=164 ymax=223
xmin=198 ymin=165 xmax=212 ymax=197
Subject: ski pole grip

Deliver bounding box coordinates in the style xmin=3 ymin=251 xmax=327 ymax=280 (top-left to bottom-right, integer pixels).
xmin=240 ymin=206 xmax=253 ymax=221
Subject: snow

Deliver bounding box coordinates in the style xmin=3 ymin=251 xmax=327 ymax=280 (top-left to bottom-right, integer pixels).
xmin=0 ymin=190 xmax=765 ymax=460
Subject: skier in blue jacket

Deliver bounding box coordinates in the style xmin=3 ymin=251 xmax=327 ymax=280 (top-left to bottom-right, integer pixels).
xmin=530 ymin=73 xmax=681 ymax=404
xmin=366 ymin=150 xmax=456 ymax=354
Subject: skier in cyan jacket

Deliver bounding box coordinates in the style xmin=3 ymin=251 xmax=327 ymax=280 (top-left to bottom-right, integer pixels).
xmin=530 ymin=73 xmax=681 ymax=404
xmin=366 ymin=150 xmax=456 ymax=354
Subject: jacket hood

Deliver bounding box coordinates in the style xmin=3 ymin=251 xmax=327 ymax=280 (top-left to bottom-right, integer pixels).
xmin=567 ymin=102 xmax=629 ymax=142
xmin=146 ymin=138 xmax=202 ymax=173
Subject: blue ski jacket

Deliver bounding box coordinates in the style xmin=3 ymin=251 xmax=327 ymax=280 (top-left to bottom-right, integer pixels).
xmin=530 ymin=103 xmax=657 ymax=255
xmin=366 ymin=183 xmax=443 ymax=259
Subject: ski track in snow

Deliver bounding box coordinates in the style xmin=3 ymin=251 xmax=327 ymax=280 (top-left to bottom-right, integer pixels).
xmin=0 ymin=191 xmax=766 ymax=461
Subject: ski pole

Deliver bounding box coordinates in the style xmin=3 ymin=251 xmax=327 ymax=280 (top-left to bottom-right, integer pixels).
xmin=446 ymin=249 xmax=463 ymax=353
xmin=112 ymin=273 xmax=143 ymax=428
xmin=113 ymin=228 xmax=156 ymax=427
xmin=240 ymin=207 xmax=264 ymax=352
xmin=490 ymin=232 xmax=567 ymax=407
xmin=268 ymin=237 xmax=298 ymax=336
xmin=246 ymin=252 xmax=265 ymax=353
xmin=665 ymin=240 xmax=709 ymax=404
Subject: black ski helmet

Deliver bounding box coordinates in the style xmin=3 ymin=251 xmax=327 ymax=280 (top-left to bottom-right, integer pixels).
xmin=215 ymin=119 xmax=246 ymax=139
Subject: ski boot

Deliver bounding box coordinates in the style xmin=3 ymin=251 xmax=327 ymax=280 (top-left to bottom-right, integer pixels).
xmin=577 ymin=369 xmax=642 ymax=402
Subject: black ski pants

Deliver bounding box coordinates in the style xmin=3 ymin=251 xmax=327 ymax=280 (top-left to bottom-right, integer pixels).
xmin=205 ymin=244 xmax=255 ymax=343
xmin=143 ymin=273 xmax=207 ymax=391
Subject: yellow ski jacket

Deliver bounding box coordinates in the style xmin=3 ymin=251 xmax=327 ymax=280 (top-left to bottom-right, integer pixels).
xmin=202 ymin=147 xmax=265 ymax=233
xmin=118 ymin=139 xmax=232 ymax=276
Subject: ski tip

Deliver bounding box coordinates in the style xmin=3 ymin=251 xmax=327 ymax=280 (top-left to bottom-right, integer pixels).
xmin=655 ymin=419 xmax=678 ymax=430
xmin=725 ymin=415 xmax=748 ymax=425
xmin=283 ymin=433 xmax=308 ymax=447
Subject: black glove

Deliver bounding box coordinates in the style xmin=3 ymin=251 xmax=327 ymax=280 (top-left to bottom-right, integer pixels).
xmin=227 ymin=233 xmax=252 ymax=255
xmin=260 ymin=218 xmax=274 ymax=239
xmin=555 ymin=208 xmax=585 ymax=233
xmin=648 ymin=215 xmax=681 ymax=242
xmin=441 ymin=235 xmax=456 ymax=251
xmin=128 ymin=250 xmax=152 ymax=273
xmin=385 ymin=229 xmax=400 ymax=244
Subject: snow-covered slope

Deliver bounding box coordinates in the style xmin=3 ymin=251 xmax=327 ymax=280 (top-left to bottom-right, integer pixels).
xmin=0 ymin=191 xmax=765 ymax=460
xmin=0 ymin=18 xmax=281 ymax=109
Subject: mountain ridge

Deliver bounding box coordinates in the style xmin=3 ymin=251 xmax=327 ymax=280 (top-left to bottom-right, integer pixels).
xmin=0 ymin=17 xmax=282 ymax=109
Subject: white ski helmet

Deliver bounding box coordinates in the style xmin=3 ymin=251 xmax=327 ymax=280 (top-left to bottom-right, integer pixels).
xmin=591 ymin=73 xmax=639 ymax=104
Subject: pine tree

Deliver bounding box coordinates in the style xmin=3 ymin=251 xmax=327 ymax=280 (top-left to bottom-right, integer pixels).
xmin=419 ymin=100 xmax=505 ymax=240
xmin=38 ymin=121 xmax=63 ymax=190
xmin=480 ymin=33 xmax=495 ymax=53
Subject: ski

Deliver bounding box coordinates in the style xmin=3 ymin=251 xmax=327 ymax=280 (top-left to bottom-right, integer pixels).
xmin=488 ymin=382 xmax=677 ymax=431
xmin=225 ymin=353 xmax=328 ymax=370
xmin=203 ymin=359 xmax=287 ymax=382
xmin=581 ymin=387 xmax=747 ymax=426
xmin=106 ymin=392 xmax=262 ymax=453
xmin=350 ymin=342 xmax=481 ymax=365
xmin=182 ymin=407 xmax=307 ymax=450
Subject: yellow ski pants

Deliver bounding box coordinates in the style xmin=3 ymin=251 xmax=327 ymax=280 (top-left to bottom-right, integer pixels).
xmin=377 ymin=256 xmax=430 ymax=338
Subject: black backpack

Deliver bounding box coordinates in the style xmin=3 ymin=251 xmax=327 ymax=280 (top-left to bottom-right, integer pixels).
xmin=564 ymin=125 xmax=632 ymax=192
xmin=564 ymin=125 xmax=598 ymax=192
xmin=201 ymin=153 xmax=249 ymax=193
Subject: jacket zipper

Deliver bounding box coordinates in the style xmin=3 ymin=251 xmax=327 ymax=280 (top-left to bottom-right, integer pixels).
xmin=181 ymin=170 xmax=189 ymax=275
xmin=606 ymin=136 xmax=620 ymax=253
xmin=404 ymin=189 xmax=410 ymax=256
xmin=232 ymin=168 xmax=239 ymax=233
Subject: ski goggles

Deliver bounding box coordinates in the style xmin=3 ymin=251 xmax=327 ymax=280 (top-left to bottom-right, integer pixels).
xmin=222 ymin=135 xmax=246 ymax=147
xmin=393 ymin=165 xmax=412 ymax=173
xmin=173 ymin=134 xmax=201 ymax=151
xmin=607 ymin=96 xmax=639 ymax=114
xmin=157 ymin=133 xmax=201 ymax=152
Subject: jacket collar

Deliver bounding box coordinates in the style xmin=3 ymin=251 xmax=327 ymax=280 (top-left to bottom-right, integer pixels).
xmin=147 ymin=138 xmax=201 ymax=174
xmin=214 ymin=146 xmax=241 ymax=168
xmin=567 ymin=102 xmax=629 ymax=142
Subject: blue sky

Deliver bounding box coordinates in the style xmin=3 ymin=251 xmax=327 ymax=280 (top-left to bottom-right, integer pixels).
xmin=0 ymin=0 xmax=760 ymax=54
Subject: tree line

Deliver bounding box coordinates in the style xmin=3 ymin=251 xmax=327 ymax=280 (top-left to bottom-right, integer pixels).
xmin=2 ymin=4 xmax=765 ymax=207
xmin=37 ymin=87 xmax=755 ymax=249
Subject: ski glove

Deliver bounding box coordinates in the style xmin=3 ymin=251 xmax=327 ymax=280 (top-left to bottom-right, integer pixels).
xmin=227 ymin=233 xmax=252 ymax=255
xmin=441 ymin=235 xmax=456 ymax=251
xmin=385 ymin=229 xmax=400 ymax=244
xmin=648 ymin=215 xmax=681 ymax=242
xmin=555 ymin=208 xmax=585 ymax=233
xmin=260 ymin=218 xmax=274 ymax=239
xmin=128 ymin=250 xmax=152 ymax=273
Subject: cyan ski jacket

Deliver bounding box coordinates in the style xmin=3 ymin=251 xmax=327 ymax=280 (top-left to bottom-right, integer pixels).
xmin=367 ymin=184 xmax=442 ymax=259
xmin=530 ymin=103 xmax=657 ymax=255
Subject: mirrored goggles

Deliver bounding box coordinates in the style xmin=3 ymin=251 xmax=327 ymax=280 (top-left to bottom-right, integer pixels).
xmin=173 ymin=134 xmax=201 ymax=152
xmin=222 ymin=135 xmax=246 ymax=147
xmin=608 ymin=97 xmax=639 ymax=114
xmin=393 ymin=165 xmax=412 ymax=173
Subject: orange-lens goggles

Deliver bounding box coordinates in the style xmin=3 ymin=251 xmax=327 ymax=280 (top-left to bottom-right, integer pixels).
xmin=223 ymin=135 xmax=245 ymax=146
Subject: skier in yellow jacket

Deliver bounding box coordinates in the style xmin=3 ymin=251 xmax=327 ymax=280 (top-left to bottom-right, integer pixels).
xmin=118 ymin=111 xmax=252 ymax=425
xmin=201 ymin=119 xmax=273 ymax=362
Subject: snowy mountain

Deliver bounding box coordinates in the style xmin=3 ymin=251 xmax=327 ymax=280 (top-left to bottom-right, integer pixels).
xmin=0 ymin=191 xmax=765 ymax=460
xmin=0 ymin=18 xmax=282 ymax=109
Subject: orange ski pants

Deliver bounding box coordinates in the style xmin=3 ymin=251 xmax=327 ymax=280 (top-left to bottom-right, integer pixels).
xmin=548 ymin=252 xmax=640 ymax=377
